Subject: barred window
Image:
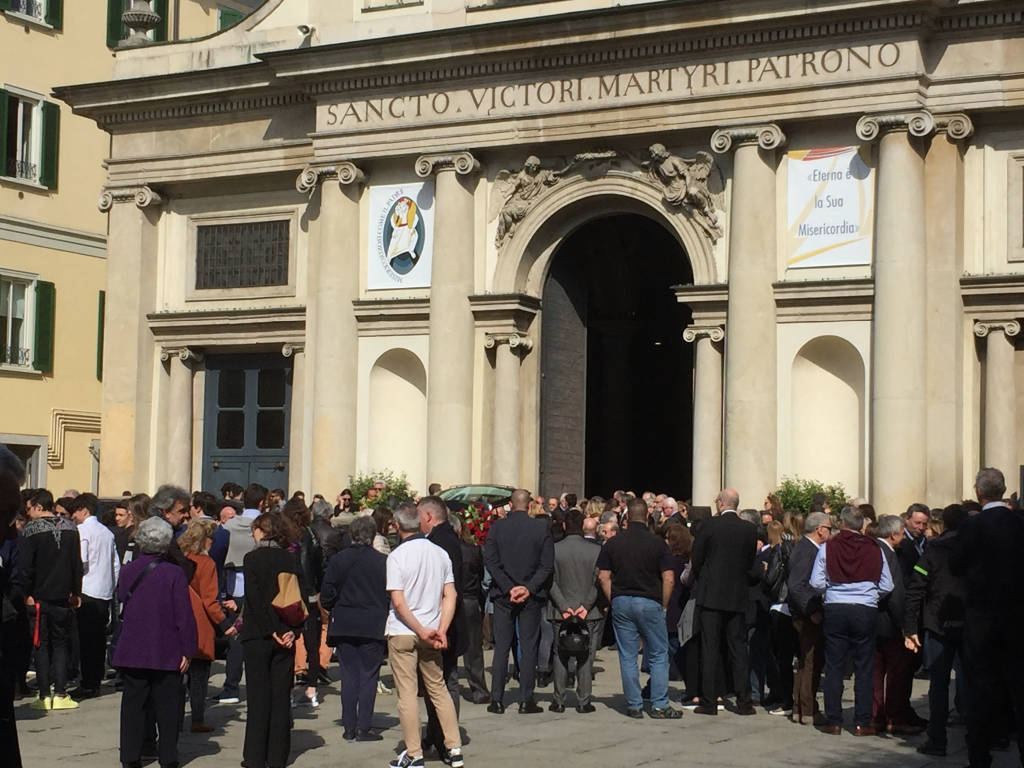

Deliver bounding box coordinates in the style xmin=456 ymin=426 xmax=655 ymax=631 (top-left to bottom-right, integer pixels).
xmin=195 ymin=220 xmax=290 ymax=290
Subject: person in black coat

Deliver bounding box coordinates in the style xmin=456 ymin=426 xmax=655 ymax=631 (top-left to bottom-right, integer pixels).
xmin=457 ymin=521 xmax=489 ymax=703
xmin=690 ymin=488 xmax=758 ymax=716
xmin=904 ymin=503 xmax=968 ymax=756
xmin=419 ymin=497 xmax=467 ymax=752
xmin=950 ymin=468 xmax=1024 ymax=768
xmin=240 ymin=513 xmax=307 ymax=768
xmin=483 ymin=488 xmax=554 ymax=713
xmin=873 ymin=515 xmax=917 ymax=733
xmin=321 ymin=516 xmax=388 ymax=742
xmin=786 ymin=511 xmax=831 ymax=725
xmin=0 ymin=446 xmax=25 ymax=768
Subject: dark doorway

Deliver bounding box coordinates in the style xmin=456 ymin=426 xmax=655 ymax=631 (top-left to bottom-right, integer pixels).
xmin=202 ymin=353 xmax=292 ymax=494
xmin=539 ymin=214 xmax=694 ymax=499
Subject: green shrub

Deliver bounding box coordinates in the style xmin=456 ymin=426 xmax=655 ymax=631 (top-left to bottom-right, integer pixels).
xmin=348 ymin=469 xmax=417 ymax=510
xmin=774 ymin=476 xmax=849 ymax=515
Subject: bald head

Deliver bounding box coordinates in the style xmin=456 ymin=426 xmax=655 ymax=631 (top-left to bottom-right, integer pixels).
xmin=716 ymin=488 xmax=739 ymax=513
xmin=511 ymin=488 xmax=532 ymax=512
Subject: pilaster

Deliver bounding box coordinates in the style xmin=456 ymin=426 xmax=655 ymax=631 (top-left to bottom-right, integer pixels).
xmin=975 ymin=321 xmax=1020 ymax=482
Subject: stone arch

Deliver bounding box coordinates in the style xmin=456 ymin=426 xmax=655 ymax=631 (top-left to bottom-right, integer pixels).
xmin=368 ymin=348 xmax=427 ymax=491
xmin=492 ymin=171 xmax=719 ymax=296
xmin=790 ymin=335 xmax=866 ymax=495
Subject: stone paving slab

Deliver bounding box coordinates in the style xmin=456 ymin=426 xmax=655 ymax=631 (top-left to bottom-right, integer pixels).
xmin=15 ymin=648 xmax=1009 ymax=768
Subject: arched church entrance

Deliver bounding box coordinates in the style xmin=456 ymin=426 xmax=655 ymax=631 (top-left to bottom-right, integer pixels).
xmin=539 ymin=213 xmax=694 ymax=499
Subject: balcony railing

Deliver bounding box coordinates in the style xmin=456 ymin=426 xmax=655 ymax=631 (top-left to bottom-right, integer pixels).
xmin=0 ymin=345 xmax=31 ymax=367
xmin=9 ymin=0 xmax=44 ymax=20
xmin=14 ymin=160 xmax=37 ymax=181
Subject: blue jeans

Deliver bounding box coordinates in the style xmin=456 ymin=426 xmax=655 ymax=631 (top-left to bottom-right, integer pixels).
xmin=611 ymin=596 xmax=669 ymax=709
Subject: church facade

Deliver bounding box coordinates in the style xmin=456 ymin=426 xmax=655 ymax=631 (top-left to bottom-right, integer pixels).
xmin=57 ymin=0 xmax=1024 ymax=511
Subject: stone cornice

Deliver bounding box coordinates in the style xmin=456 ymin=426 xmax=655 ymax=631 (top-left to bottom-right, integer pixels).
xmin=295 ymin=161 xmax=366 ymax=193
xmin=47 ymin=410 xmax=101 ymax=469
xmin=673 ymin=284 xmax=728 ymax=326
xmin=352 ymin=297 xmax=431 ymax=336
xmin=773 ymin=278 xmax=875 ymax=323
xmin=415 ymin=152 xmax=479 ymax=177
xmin=961 ymin=274 xmax=1024 ymax=320
xmin=855 ymin=110 xmax=935 ymax=140
xmin=470 ymin=293 xmax=541 ymax=334
xmin=711 ymin=123 xmax=786 ymax=153
xmin=147 ymin=306 xmax=306 ymax=347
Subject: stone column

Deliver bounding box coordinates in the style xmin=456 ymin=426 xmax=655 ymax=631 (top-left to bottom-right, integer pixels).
xmin=684 ymin=325 xmax=724 ymax=507
xmin=976 ymin=321 xmax=1020 ymax=480
xmin=416 ymin=152 xmax=480 ymax=487
xmin=486 ymin=333 xmax=533 ymax=487
xmin=711 ymin=124 xmax=785 ymax=506
xmin=161 ymin=347 xmax=201 ymax=489
xmin=298 ymin=163 xmax=364 ymax=497
xmin=283 ymin=342 xmax=306 ymax=494
xmin=925 ymin=114 xmax=974 ymax=505
xmin=97 ymin=185 xmax=162 ymax=495
xmin=857 ymin=112 xmax=934 ymax=511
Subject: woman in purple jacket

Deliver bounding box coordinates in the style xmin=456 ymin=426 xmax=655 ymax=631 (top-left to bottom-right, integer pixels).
xmin=113 ymin=517 xmax=198 ymax=768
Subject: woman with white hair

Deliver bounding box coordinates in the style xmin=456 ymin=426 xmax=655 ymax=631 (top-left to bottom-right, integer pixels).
xmin=113 ymin=517 xmax=198 ymax=768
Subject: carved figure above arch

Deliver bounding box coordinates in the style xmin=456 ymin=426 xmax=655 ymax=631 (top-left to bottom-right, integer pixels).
xmin=642 ymin=145 xmax=725 ymax=242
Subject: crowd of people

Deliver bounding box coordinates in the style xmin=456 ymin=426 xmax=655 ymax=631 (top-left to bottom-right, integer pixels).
xmin=0 ymin=442 xmax=1021 ymax=768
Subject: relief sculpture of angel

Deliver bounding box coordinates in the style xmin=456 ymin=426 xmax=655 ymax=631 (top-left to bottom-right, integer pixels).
xmin=492 ymin=155 xmax=575 ymax=248
xmin=645 ymin=143 xmax=724 ymax=241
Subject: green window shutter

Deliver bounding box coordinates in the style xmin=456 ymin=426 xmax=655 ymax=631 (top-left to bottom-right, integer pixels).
xmin=44 ymin=0 xmax=62 ymax=29
xmin=0 ymin=1 xmax=13 ymax=12
xmin=33 ymin=280 xmax=55 ymax=374
xmin=152 ymin=0 xmax=167 ymax=42
xmin=96 ymin=290 xmax=105 ymax=381
xmin=106 ymin=0 xmax=123 ymax=47
xmin=218 ymin=7 xmax=244 ymax=30
xmin=0 ymin=90 xmax=9 ymax=178
xmin=39 ymin=101 xmax=59 ymax=190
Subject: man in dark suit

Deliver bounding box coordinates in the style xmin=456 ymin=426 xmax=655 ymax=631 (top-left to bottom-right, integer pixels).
xmin=457 ymin=521 xmax=489 ymax=704
xmin=419 ymin=496 xmax=467 ymax=753
xmin=483 ymin=488 xmax=554 ymax=713
xmin=952 ymin=468 xmax=1024 ymax=768
xmin=690 ymin=488 xmax=758 ymax=716
xmin=898 ymin=503 xmax=929 ymax=580
xmin=786 ymin=511 xmax=831 ymax=725
xmin=548 ymin=508 xmax=603 ymax=713
xmin=872 ymin=514 xmax=919 ymax=734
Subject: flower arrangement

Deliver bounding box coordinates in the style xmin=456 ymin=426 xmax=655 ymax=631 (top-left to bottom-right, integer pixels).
xmin=461 ymin=501 xmax=498 ymax=546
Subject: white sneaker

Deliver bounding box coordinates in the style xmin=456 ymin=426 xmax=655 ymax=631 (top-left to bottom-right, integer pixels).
xmin=218 ymin=694 xmax=240 ymax=705
xmin=389 ymin=750 xmax=424 ymax=768
xmin=448 ymin=747 xmax=464 ymax=768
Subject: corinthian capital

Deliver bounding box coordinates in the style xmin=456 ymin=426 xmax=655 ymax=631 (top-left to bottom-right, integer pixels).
xmin=682 ymin=325 xmax=725 ymax=343
xmin=415 ymin=151 xmax=479 ymax=178
xmin=710 ymin=124 xmax=786 ymax=154
xmin=974 ymin=320 xmax=1021 ymax=338
xmin=855 ymin=111 xmax=935 ymax=142
xmin=296 ymin=162 xmax=366 ymax=194
xmin=98 ymin=184 xmax=163 ymax=212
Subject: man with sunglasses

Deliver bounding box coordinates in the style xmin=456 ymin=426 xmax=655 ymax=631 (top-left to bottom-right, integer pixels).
xmin=786 ymin=510 xmax=833 ymax=725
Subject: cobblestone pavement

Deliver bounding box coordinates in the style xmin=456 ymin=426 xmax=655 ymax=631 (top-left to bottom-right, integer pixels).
xmin=15 ymin=648 xmax=1007 ymax=768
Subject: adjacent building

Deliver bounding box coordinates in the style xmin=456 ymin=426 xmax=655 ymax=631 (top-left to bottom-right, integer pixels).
xmin=0 ymin=0 xmax=259 ymax=491
xmin=56 ymin=0 xmax=1024 ymax=510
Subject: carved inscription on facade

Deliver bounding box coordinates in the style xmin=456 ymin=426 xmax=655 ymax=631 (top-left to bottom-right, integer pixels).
xmin=321 ymin=43 xmax=906 ymax=131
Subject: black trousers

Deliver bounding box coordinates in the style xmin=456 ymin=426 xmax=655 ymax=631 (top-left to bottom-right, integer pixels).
xmin=0 ymin=650 xmax=22 ymax=768
xmin=822 ymin=603 xmax=877 ymax=727
xmin=120 ymin=668 xmax=183 ymax=767
xmin=460 ymin=597 xmax=488 ymax=698
xmin=424 ymin=646 xmax=460 ymax=749
xmin=769 ymin=610 xmax=797 ymax=709
xmin=301 ymin=605 xmax=322 ymax=682
xmin=187 ymin=658 xmax=212 ymax=724
xmin=490 ymin=599 xmax=541 ymax=705
xmin=223 ymin=634 xmax=244 ymax=695
xmin=243 ymin=638 xmax=295 ymax=768
xmin=336 ymin=637 xmax=385 ymax=732
xmin=77 ymin=596 xmax=110 ymax=690
xmin=35 ymin=601 xmax=71 ymax=697
xmin=699 ymin=607 xmax=750 ymax=705
xmin=964 ymin=609 xmax=1024 ymax=768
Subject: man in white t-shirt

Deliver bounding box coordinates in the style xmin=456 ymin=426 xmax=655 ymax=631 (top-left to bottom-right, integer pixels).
xmin=385 ymin=500 xmax=463 ymax=768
